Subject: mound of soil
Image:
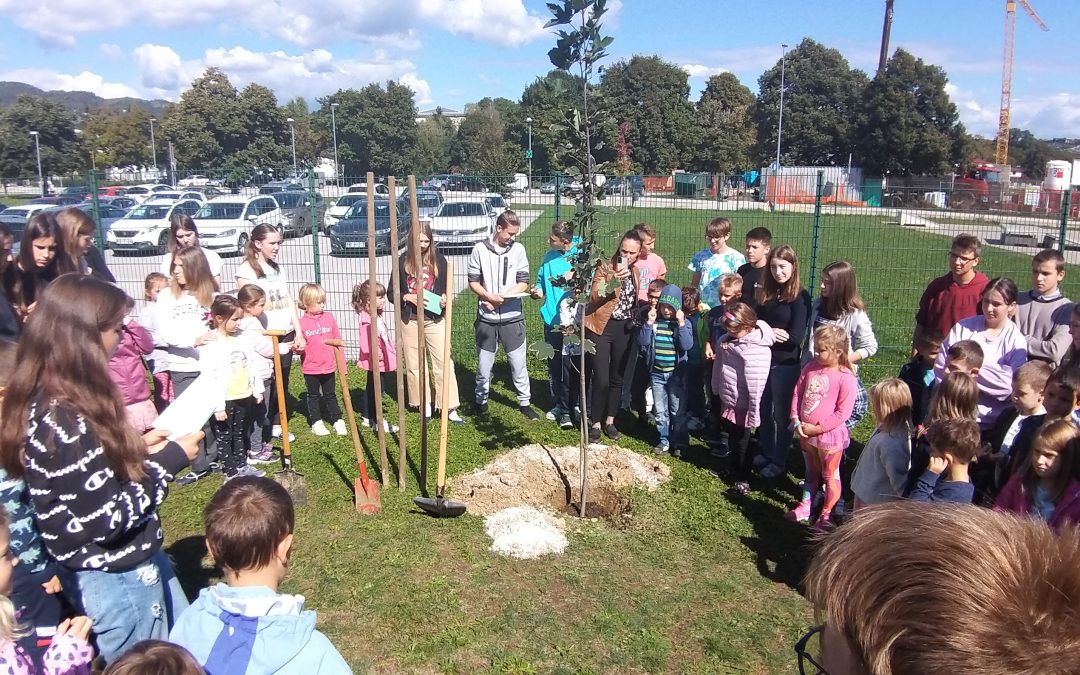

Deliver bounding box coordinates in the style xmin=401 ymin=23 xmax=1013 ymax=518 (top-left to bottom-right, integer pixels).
xmin=448 ymin=444 xmax=671 ymax=517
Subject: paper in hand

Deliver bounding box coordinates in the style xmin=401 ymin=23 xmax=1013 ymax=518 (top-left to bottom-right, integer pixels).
xmin=422 ymin=289 xmax=444 ymax=316
xmin=152 ymin=373 xmax=219 ymax=440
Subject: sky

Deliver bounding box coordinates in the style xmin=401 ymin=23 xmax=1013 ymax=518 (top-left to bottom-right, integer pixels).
xmin=0 ymin=0 xmax=1076 ymax=140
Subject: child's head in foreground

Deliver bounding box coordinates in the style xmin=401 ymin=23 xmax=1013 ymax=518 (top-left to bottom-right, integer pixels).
xmin=144 ymin=272 xmax=169 ymax=303
xmin=352 ymin=279 xmax=387 ymax=314
xmin=103 ymin=640 xmax=205 ymax=675
xmin=926 ymin=417 xmax=980 ymax=467
xmin=1011 ymin=360 xmax=1053 ymax=416
xmin=1030 ymin=248 xmax=1065 ymax=296
xmin=744 ymin=226 xmax=771 ymax=267
xmin=205 ymin=476 xmax=295 ymax=583
xmin=943 ymin=339 xmax=983 ymax=377
xmin=1022 ymin=418 xmax=1080 ymax=500
xmin=803 ymin=501 xmax=1080 ymax=675
xmin=680 ymin=286 xmax=700 ymax=315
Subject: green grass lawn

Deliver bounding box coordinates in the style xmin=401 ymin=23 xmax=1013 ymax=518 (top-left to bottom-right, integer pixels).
xmin=159 ymin=200 xmax=1078 ymax=673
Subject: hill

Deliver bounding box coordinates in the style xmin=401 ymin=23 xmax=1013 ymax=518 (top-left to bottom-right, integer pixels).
xmin=0 ymin=81 xmax=171 ymax=117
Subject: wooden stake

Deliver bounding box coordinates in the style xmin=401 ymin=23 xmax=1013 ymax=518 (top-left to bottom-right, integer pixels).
xmin=387 ymin=176 xmax=408 ymax=490
xmin=408 ymin=175 xmax=429 ymax=496
xmin=366 ymin=172 xmax=390 ymax=486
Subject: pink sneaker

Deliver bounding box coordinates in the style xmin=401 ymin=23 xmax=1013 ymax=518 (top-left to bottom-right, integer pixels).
xmin=810 ymin=513 xmax=834 ymax=534
xmin=785 ymin=499 xmax=812 ymax=523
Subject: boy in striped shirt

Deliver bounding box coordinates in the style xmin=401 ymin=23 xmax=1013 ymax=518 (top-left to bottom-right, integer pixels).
xmin=638 ymin=284 xmax=694 ymax=457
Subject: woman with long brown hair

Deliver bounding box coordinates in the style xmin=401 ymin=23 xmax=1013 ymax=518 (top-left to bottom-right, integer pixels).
xmin=389 ymin=220 xmax=461 ymax=422
xmin=0 ymin=273 xmax=200 ymax=665
xmin=158 ymin=214 xmax=223 ymax=290
xmin=54 ymin=206 xmax=115 ymax=282
xmin=11 ymin=212 xmax=62 ymax=320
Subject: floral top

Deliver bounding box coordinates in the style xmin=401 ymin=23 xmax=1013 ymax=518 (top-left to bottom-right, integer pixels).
xmin=688 ymin=248 xmax=747 ymax=308
xmin=611 ymin=275 xmax=636 ymax=321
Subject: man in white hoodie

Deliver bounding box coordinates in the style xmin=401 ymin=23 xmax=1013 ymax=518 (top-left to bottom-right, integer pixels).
xmin=467 ymin=210 xmax=537 ymax=419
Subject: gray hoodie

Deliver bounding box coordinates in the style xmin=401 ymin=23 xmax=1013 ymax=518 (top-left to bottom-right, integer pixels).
xmin=468 ymin=236 xmax=530 ymax=324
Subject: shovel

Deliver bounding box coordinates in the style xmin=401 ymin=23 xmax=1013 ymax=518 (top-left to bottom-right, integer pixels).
xmin=414 ymin=261 xmax=466 ymax=518
xmin=325 ymin=338 xmax=380 ymax=514
xmin=264 ymin=330 xmax=307 ymax=506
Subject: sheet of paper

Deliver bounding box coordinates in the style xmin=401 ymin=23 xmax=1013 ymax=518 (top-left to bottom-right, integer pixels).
xmin=500 ymin=292 xmax=531 ymax=298
xmin=152 ymin=373 xmax=219 ymax=440
xmin=422 ymin=289 xmax=444 ymax=316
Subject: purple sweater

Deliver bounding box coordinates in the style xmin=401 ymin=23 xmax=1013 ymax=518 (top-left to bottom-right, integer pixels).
xmin=935 ymin=316 xmax=1028 ymax=429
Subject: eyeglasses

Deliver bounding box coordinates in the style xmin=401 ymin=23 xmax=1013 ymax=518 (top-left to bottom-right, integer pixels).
xmin=795 ymin=625 xmax=830 ymax=675
xmin=947 ymin=251 xmax=977 ymax=264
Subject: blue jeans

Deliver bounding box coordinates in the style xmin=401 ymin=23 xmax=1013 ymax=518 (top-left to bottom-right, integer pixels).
xmin=758 ymin=361 xmax=801 ymax=470
xmin=544 ymin=326 xmax=565 ymax=412
xmin=651 ymin=366 xmax=688 ymax=448
xmin=686 ymin=359 xmax=707 ymax=420
xmin=67 ymin=550 xmax=189 ymax=666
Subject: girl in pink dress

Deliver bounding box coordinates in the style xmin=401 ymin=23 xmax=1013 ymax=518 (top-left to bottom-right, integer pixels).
xmin=787 ymin=324 xmax=858 ymax=531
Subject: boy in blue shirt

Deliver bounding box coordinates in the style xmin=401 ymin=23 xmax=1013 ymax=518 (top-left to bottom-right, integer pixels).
xmin=531 ymin=221 xmax=575 ymax=426
xmin=909 ymin=418 xmax=978 ymax=504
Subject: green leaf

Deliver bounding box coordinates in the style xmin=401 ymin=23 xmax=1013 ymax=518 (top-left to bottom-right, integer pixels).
xmin=564 ymin=334 xmax=581 ymax=346
xmin=530 ymin=341 xmax=556 ymax=360
xmin=582 ymin=338 xmax=597 ymax=355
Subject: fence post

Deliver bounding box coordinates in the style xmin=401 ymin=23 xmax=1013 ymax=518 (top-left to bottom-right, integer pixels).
xmin=809 ymin=170 xmax=824 ymax=300
xmin=1057 ymin=190 xmax=1071 ymax=255
xmin=88 ymin=169 xmax=104 ymax=252
xmin=554 ymin=173 xmax=562 ymax=221
xmin=308 ymin=172 xmax=321 ymax=284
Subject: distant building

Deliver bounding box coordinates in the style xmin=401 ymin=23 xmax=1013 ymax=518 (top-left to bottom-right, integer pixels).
xmin=416 ymin=107 xmax=467 ymax=128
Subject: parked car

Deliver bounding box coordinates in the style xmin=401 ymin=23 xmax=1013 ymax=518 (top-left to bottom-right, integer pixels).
xmin=274 ymin=191 xmax=325 ymax=237
xmin=423 ymin=174 xmax=451 ymax=191
xmin=0 ymin=203 xmax=54 ymax=251
xmin=346 ymin=183 xmax=391 ymax=197
xmin=426 ymin=199 xmax=496 ymax=249
xmin=328 ymin=197 xmax=406 ymax=256
xmin=399 ymin=190 xmax=443 ymax=222
xmin=481 ymin=192 xmax=510 ymax=217
xmin=539 ymin=180 xmax=556 ymax=194
xmin=201 ymin=186 xmax=227 ymax=199
xmin=258 ymin=181 xmax=303 ymax=194
xmin=193 ymin=195 xmax=284 ymax=255
xmin=145 ymin=192 xmax=182 ymax=203
xmin=177 ymin=191 xmax=209 ymax=202
xmin=59 ymin=186 xmax=89 ymax=198
xmin=46 ymin=203 xmax=129 ymax=247
xmin=92 ymin=186 xmax=129 ymax=199
xmin=177 ymin=174 xmax=210 ymax=187
xmin=106 ymin=199 xmax=202 ymax=254
xmin=97 ymin=196 xmax=138 ymax=210
xmin=322 ymin=193 xmax=366 ymax=234
xmin=29 ymin=196 xmax=82 ymax=206
xmin=125 ymin=185 xmax=174 ymax=204
xmin=442 ymin=175 xmax=485 ymax=193
xmin=0 ymin=203 xmax=6 ymax=214
xmin=605 ymin=175 xmax=644 ymax=196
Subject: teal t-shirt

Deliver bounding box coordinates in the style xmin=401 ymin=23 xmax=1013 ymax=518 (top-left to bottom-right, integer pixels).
xmin=536 ymin=243 xmax=576 ymax=326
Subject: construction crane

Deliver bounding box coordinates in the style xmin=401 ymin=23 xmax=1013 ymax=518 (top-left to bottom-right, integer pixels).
xmin=995 ymin=0 xmax=1049 ymax=165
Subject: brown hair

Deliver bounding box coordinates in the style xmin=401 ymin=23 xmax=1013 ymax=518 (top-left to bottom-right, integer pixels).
xmin=167 ymin=213 xmax=199 ymax=256
xmin=951 ymin=233 xmax=982 ymax=258
xmin=12 ymin=213 xmax=62 ymax=316
xmin=913 ymin=326 xmax=945 ymax=354
xmin=706 ymin=217 xmax=731 ymax=239
xmin=946 ymin=339 xmax=984 ymax=370
xmin=0 ymin=274 xmax=147 ymax=481
xmin=550 ymin=220 xmax=573 ymax=242
xmin=209 ymin=294 xmax=241 ymax=328
xmin=53 ymin=207 xmax=96 ymax=275
xmin=632 ymin=222 xmax=656 ymax=240
xmin=169 ymin=246 xmax=216 ymax=307
xmin=819 ymin=260 xmax=865 ymax=316
xmin=1047 ymin=365 xmax=1080 ymax=401
xmin=721 ymin=301 xmax=758 ymax=334
xmin=756 ymin=245 xmax=801 ymax=305
xmin=1014 ymin=360 xmax=1053 ymax=393
xmin=813 ymin=324 xmax=853 ymax=372
xmin=404 ymin=220 xmax=438 ymax=281
xmin=103 ymin=640 xmax=205 ymax=675
xmin=144 ymin=272 xmax=168 ymax=300
xmin=1022 ymin=419 xmax=1080 ymax=502
xmin=647 ymin=278 xmax=666 ymax=294
xmin=1033 ymin=248 xmax=1065 ymax=273
xmin=0 ymin=340 xmax=16 ymax=388
xmin=926 ymin=372 xmax=979 ymax=424
xmin=718 ymin=273 xmax=743 ymax=296
xmin=926 ymin=417 xmax=981 ymax=463
xmin=243 ymin=224 xmax=281 ymax=279
xmin=495 ymin=210 xmax=520 ymax=230
xmin=870 ymin=378 xmax=913 ymax=434
xmin=804 ymin=502 xmax=1080 ymax=675
xmin=204 ymin=476 xmax=294 ymax=574
xmin=680 ymin=286 xmax=700 ymax=313
xmin=351 ymin=280 xmax=386 ymax=314
xmin=237 ymin=284 xmax=266 ymax=309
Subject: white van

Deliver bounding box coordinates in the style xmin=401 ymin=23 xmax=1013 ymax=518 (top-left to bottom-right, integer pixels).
xmin=193 ymin=195 xmax=284 ymax=255
xmin=107 ymin=199 xmax=203 ymax=254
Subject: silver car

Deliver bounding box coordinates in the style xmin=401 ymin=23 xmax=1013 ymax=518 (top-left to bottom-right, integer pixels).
xmin=273 ymin=191 xmax=326 ymax=237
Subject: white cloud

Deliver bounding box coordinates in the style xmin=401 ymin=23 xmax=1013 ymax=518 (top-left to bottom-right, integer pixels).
xmin=418 ymin=0 xmax=546 ymax=46
xmin=0 ymin=67 xmax=140 ymax=98
xmin=132 ymin=44 xmax=193 ymax=93
xmin=681 ymin=64 xmax=729 ymax=79
xmin=98 ymin=43 xmax=123 ymax=60
xmin=1013 ymin=93 xmax=1080 ymax=139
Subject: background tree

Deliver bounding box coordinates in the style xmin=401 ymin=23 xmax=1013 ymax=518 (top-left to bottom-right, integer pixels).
xmin=161 ymin=68 xmax=249 ymax=170
xmin=456 ymin=100 xmax=522 ymax=182
xmin=0 ymin=94 xmax=81 ymax=182
xmin=520 ymin=70 xmax=585 ymax=175
xmin=227 ymin=83 xmax=290 ymax=181
xmin=598 ymin=55 xmax=696 ymax=174
xmin=282 ymin=96 xmax=324 ymax=168
xmin=80 ymin=107 xmax=154 ymax=169
xmin=853 ymin=49 xmax=966 ymax=176
xmin=754 ymin=39 xmax=868 ymax=166
xmin=692 ymin=72 xmax=755 ymax=173
xmin=1006 ymin=127 xmax=1073 ymax=180
xmin=411 ymin=119 xmax=453 ymax=176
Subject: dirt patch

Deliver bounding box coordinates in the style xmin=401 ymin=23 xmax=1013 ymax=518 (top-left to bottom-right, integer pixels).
xmin=565 ymin=487 xmax=633 ymax=518
xmin=448 ymin=444 xmax=670 ymax=517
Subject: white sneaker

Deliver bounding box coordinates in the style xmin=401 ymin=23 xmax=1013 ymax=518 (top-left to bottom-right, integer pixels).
xmin=424 ymin=403 xmax=432 ymax=419
xmin=271 ymin=425 xmax=296 ymax=442
xmin=360 ymin=417 xmax=371 ymax=428
xmin=448 ymin=410 xmax=464 ymax=424
xmin=381 ymin=419 xmax=399 ymax=433
xmin=333 ymin=419 xmax=347 ymax=436
xmin=311 ymin=420 xmax=331 ymax=436
xmin=545 ymin=408 xmax=558 ymax=421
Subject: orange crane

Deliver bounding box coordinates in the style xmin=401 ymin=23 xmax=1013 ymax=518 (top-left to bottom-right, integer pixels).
xmin=995 ymin=0 xmax=1049 ymax=165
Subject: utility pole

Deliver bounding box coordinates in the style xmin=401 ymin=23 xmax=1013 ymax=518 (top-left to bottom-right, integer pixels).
xmin=878 ymin=0 xmax=895 ymax=76
xmin=775 ymin=44 xmax=788 ymax=170
xmin=330 ymin=103 xmax=340 ymax=187
xmin=29 ymin=130 xmax=44 ymax=196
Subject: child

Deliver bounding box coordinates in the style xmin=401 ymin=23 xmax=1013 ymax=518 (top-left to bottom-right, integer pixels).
xmin=688 ymin=217 xmax=746 ymax=309
xmin=935 ymin=278 xmax=1028 ymax=430
xmin=102 ymin=640 xmax=204 ymax=675
xmin=108 ymin=298 xmax=157 ymax=432
xmin=849 ymin=379 xmax=912 ymax=508
xmin=1015 ymin=249 xmax=1072 ymax=367
xmin=785 ymin=325 xmax=857 ymax=530
xmin=296 ymin=284 xmax=346 ymax=437
xmin=352 ymin=281 xmax=399 ymax=433
xmin=898 ymin=327 xmax=944 ymax=430
xmin=735 ymin=226 xmax=770 ymax=307
xmin=170 ymin=477 xmax=350 ymax=673
xmin=904 ymin=371 xmax=979 ymax=496
xmin=980 ymin=360 xmax=1052 ymax=504
xmin=237 ymin=285 xmax=277 ymax=465
xmin=681 ymin=286 xmax=708 ymax=432
xmin=909 ymin=418 xmax=979 ymax=503
xmin=1003 ymin=366 xmax=1080 ymax=484
xmin=704 ymin=273 xmax=744 ymax=455
xmin=531 ymin=221 xmax=574 ymax=422
xmin=557 ymin=295 xmax=584 ymax=428
xmin=995 ymin=419 xmax=1080 ymax=533
xmin=202 ymin=295 xmax=266 ymax=482
xmin=632 ymin=223 xmax=667 ymax=302
xmin=625 ymin=278 xmax=667 ymax=423
xmin=711 ymin=302 xmax=774 ymax=495
xmin=915 ymin=233 xmax=989 ymax=343
xmin=139 ymin=272 xmax=172 ymax=412
xmin=0 ymin=510 xmax=93 ymax=675
xmin=638 ymin=284 xmax=693 ymax=457
xmin=0 ymin=274 xmax=201 ymax=664
xmin=1065 ymin=304 xmax=1080 ymax=368
xmin=941 ymin=339 xmax=983 ymax=377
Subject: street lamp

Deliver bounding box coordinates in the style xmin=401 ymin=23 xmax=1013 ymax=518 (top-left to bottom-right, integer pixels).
xmin=525 ymin=116 xmax=533 ymax=198
xmin=29 ymin=131 xmax=44 ymax=196
xmin=286 ymin=117 xmax=297 ymax=175
xmin=775 ymin=43 xmax=789 ymax=171
xmin=330 ymin=103 xmax=340 ymax=187
xmin=149 ymin=117 xmax=158 ymax=174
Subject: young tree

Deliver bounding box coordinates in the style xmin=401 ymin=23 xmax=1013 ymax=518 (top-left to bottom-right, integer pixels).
xmin=693 ymin=73 xmax=755 ymax=174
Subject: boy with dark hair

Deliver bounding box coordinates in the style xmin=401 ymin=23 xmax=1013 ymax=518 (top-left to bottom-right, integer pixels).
xmin=170 ymin=477 xmax=350 ymax=674
xmin=736 ymin=227 xmax=771 ymax=308
xmin=915 ymin=233 xmax=989 ymax=342
xmin=942 ymin=339 xmax=984 ymax=377
xmin=688 ymin=217 xmax=745 ymax=308
xmin=909 ymin=418 xmax=979 ymax=503
xmin=898 ymin=326 xmax=944 ymax=430
xmin=1015 ymin=248 xmax=1073 ymax=367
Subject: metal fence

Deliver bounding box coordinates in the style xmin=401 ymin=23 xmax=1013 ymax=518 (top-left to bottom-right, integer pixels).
xmin=3 ymin=170 xmax=1078 ymax=392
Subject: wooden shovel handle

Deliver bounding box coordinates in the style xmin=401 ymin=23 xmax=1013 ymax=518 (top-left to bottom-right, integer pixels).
xmin=324 ymin=338 xmax=343 ymax=347
xmin=263 ymin=329 xmax=287 ymax=337
xmin=436 ymin=262 xmax=453 ymax=494
xmin=330 ymin=342 xmax=367 ymax=469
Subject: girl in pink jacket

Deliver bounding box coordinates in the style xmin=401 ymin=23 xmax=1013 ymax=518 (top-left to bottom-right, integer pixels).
xmin=786 ymin=324 xmax=857 ymax=532
xmin=107 ymin=298 xmax=156 ymax=432
xmin=353 ymin=280 xmax=398 ymax=433
xmin=712 ymin=302 xmax=774 ymax=496
xmin=995 ymin=418 xmax=1080 ymax=533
